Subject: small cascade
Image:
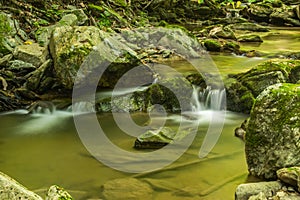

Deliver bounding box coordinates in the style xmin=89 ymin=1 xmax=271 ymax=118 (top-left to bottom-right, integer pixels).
xmin=191 ymin=86 xmax=226 ymax=112
xmin=68 ymin=101 xmax=96 ymax=114
xmin=27 ymin=101 xmax=56 ymax=115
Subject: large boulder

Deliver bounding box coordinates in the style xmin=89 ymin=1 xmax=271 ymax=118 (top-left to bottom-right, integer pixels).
xmin=0 ymin=171 xmax=43 ymax=200
xmin=49 ymin=25 xmax=141 ymax=90
xmin=245 ymin=83 xmax=300 ymax=179
xmin=226 ymin=59 xmax=300 ymax=113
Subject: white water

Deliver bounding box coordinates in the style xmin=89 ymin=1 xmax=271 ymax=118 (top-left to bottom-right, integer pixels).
xmin=191 ymin=86 xmax=226 ymax=112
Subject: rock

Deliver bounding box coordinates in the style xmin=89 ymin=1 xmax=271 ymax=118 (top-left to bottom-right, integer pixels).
xmin=26 ymin=59 xmax=54 ymax=93
xmin=225 ymin=78 xmax=255 ymax=113
xmin=290 ymin=62 xmax=300 ymax=83
xmin=97 ymin=76 xmax=193 ymax=113
xmin=0 ymin=171 xmax=43 ymax=200
xmin=243 ymin=3 xmax=273 ymax=23
xmin=0 ymin=54 xmax=13 ymax=67
xmin=101 ymin=178 xmax=153 ymax=200
xmin=227 ymin=22 xmax=270 ymax=32
xmin=49 ymin=25 xmax=141 ymax=90
xmin=13 ymin=43 xmax=49 ymax=67
xmin=96 ymin=90 xmax=147 ymax=113
xmin=45 ymin=185 xmax=73 ymax=200
xmin=134 ymin=127 xmax=190 ymax=149
xmin=295 ymin=5 xmax=300 ymax=20
xmin=8 ymin=60 xmax=36 ymax=75
xmin=120 ymin=27 xmax=202 ymax=58
xmin=62 ymin=9 xmax=89 ymax=25
xmin=277 ymin=167 xmax=300 ymax=191
xmin=58 ymin=14 xmax=78 ymax=26
xmin=245 ymin=83 xmax=300 ymax=179
xmin=146 ymin=77 xmax=193 ymax=112
xmin=234 ymin=119 xmax=248 ymax=141
xmin=35 ymin=14 xmax=79 ymax=47
xmin=223 ymin=41 xmax=240 ymax=53
xmin=226 ymin=59 xmax=300 ymax=113
xmin=203 ymin=39 xmax=222 ymax=52
xmin=237 ymin=34 xmax=263 ymax=43
xmin=270 ymin=7 xmax=298 ymax=26
xmin=248 ymin=192 xmax=267 ymax=200
xmin=208 ymin=26 xmax=236 ymax=40
xmin=235 ymin=181 xmax=282 ymax=200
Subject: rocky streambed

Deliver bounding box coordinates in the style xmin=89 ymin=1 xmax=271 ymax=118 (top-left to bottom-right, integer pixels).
xmin=0 ymin=0 xmax=300 ymax=200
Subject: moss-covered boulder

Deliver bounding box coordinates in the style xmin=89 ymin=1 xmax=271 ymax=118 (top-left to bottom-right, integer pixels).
xmin=245 ymin=83 xmax=300 ymax=179
xmin=226 ymin=59 xmax=300 ymax=113
xmin=49 ymin=25 xmax=141 ymax=90
xmin=96 ymin=76 xmax=193 ymax=113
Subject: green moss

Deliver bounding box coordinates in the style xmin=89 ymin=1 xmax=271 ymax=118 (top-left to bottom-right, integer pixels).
xmin=204 ymin=39 xmax=221 ymax=52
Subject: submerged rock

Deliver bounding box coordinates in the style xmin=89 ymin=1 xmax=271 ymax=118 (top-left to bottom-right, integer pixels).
xmin=101 ymin=178 xmax=153 ymax=200
xmin=245 ymin=83 xmax=300 ymax=179
xmin=0 ymin=171 xmax=43 ymax=200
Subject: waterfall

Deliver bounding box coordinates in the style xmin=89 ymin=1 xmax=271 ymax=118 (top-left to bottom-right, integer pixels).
xmin=67 ymin=101 xmax=95 ymax=114
xmin=191 ymin=86 xmax=226 ymax=112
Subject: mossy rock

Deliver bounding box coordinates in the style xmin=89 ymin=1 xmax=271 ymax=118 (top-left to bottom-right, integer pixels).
xmin=237 ymin=34 xmax=263 ymax=43
xmin=203 ymin=39 xmax=221 ymax=52
xmin=245 ymin=83 xmax=300 ymax=179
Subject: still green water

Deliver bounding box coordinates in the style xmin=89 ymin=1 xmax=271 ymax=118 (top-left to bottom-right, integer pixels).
xmin=0 ymin=111 xmax=248 ymax=199
xmin=0 ymin=28 xmax=299 ymax=199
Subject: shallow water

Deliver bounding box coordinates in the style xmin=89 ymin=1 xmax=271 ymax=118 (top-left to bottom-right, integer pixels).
xmin=0 ymin=110 xmax=248 ymax=199
xmin=238 ymin=28 xmax=300 ymax=54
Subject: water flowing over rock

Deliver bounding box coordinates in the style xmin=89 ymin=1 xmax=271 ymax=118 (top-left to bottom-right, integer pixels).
xmin=101 ymin=178 xmax=153 ymax=200
xmin=0 ymin=171 xmax=43 ymax=200
xmin=245 ymin=83 xmax=300 ymax=179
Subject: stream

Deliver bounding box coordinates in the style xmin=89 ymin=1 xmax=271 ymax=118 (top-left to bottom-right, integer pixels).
xmin=0 ymin=28 xmax=299 ymax=200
